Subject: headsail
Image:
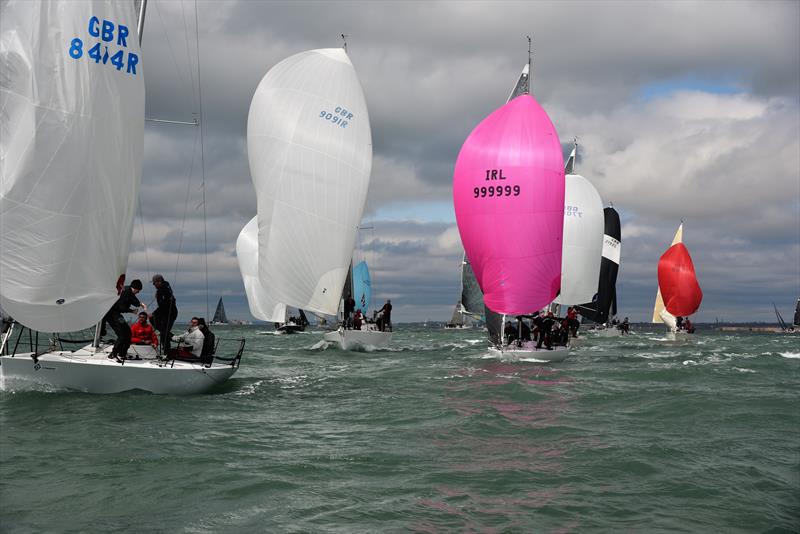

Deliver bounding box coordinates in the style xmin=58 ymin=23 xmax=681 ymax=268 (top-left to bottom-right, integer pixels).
xmin=247 ymin=48 xmax=372 ymax=316
xmin=454 ymin=95 xmax=565 ymax=316
xmin=653 ymin=224 xmax=684 ymax=322
xmin=236 ymin=216 xmax=287 ymax=322
xmin=0 ymin=0 xmax=145 ymax=332
xmin=577 ymin=207 xmax=622 ymax=323
xmin=774 ymin=303 xmax=788 ymax=332
xmin=352 ymin=261 xmax=371 ymax=314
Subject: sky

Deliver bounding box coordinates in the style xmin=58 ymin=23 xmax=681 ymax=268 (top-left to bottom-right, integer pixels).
xmin=129 ymin=0 xmax=800 ymax=324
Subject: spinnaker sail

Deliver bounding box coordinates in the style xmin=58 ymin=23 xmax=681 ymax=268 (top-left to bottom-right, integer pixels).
xmin=553 ymin=173 xmax=604 ymax=305
xmin=236 ymin=217 xmax=287 ymax=322
xmin=577 ymin=207 xmax=622 ymax=324
xmin=454 ymin=95 xmax=565 ymax=316
xmin=245 ymin=48 xmax=372 ymax=317
xmin=0 ymin=0 xmax=144 ymax=333
xmin=352 ymin=261 xmax=371 ymax=314
xmin=658 ymin=242 xmax=702 ymax=317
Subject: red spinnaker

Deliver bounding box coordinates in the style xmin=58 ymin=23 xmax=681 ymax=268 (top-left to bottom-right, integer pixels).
xmin=657 ymin=243 xmax=702 ymax=316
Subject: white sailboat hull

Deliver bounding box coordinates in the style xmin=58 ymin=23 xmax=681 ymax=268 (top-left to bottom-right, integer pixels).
xmin=323 ymin=327 xmax=392 ymax=351
xmin=487 ymin=342 xmax=570 ymax=362
xmin=0 ymin=344 xmax=239 ymax=394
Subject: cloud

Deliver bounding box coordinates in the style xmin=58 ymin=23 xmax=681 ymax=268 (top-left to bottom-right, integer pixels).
xmin=108 ymin=0 xmax=800 ymax=323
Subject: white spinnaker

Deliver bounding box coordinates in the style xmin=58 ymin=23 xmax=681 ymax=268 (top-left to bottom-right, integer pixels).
xmin=554 ymin=174 xmax=604 ymax=305
xmin=247 ymin=48 xmax=372 ymax=316
xmin=0 ymin=1 xmax=144 ymax=333
xmin=652 ymin=224 xmax=683 ymax=323
xmin=236 ymin=217 xmax=287 ymax=322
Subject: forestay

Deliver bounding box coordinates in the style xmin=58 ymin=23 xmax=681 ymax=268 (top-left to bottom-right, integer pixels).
xmin=247 ymin=48 xmax=372 ymax=316
xmin=0 ymin=0 xmax=144 ymax=333
xmin=236 ymin=216 xmax=286 ymax=322
xmin=553 ymin=174 xmax=603 ymax=305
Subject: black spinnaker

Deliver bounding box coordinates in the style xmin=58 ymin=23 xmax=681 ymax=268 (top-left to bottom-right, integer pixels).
xmin=576 ymin=207 xmax=621 ymax=324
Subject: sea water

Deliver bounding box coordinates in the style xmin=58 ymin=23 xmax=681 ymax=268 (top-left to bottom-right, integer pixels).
xmin=1 ymin=326 xmax=798 ymax=532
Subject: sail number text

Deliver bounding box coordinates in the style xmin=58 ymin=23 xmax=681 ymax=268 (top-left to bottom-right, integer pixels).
xmin=319 ymin=106 xmax=353 ymax=128
xmin=68 ymin=17 xmax=139 ymax=75
xmin=473 ymin=169 xmax=520 ymax=198
xmin=566 ymin=205 xmax=583 ymax=217
xmin=474 ymin=185 xmax=520 ymax=198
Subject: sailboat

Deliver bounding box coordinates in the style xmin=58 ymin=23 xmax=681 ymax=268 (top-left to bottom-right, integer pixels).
xmin=237 ymin=46 xmax=374 ymax=347
xmin=324 ymin=260 xmax=392 ymax=349
xmin=454 ymin=48 xmax=568 ymax=362
xmin=652 ymin=223 xmax=703 ymax=338
xmin=210 ymin=298 xmax=229 ymax=326
xmin=0 ymin=0 xmax=243 ymax=394
xmin=774 ymin=300 xmax=799 ymax=334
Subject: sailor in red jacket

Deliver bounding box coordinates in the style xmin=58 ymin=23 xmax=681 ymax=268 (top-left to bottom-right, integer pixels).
xmin=131 ymin=311 xmax=159 ymax=348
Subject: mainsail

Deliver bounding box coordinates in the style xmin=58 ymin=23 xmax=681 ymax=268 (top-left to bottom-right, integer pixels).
xmin=454 ymin=95 xmax=565 ymax=316
xmin=794 ymin=298 xmax=800 ymax=327
xmin=506 ymin=64 xmax=530 ymax=102
xmin=212 ymin=298 xmax=228 ymax=324
xmin=653 ymin=224 xmax=684 ymax=323
xmin=0 ymin=0 xmax=144 ymax=333
xmin=553 ymin=173 xmax=604 ymax=305
xmin=460 ymin=255 xmax=483 ymax=317
xmin=245 ymin=48 xmax=372 ymax=317
xmin=577 ymin=207 xmax=622 ymax=323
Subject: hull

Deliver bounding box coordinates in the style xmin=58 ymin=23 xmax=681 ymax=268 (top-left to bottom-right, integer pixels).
xmin=487 ymin=342 xmax=569 ymax=363
xmin=445 ymin=325 xmax=471 ymax=330
xmin=323 ymin=327 xmax=392 ymax=350
xmin=0 ymin=344 xmax=239 ymax=394
xmin=276 ymin=324 xmax=306 ymax=334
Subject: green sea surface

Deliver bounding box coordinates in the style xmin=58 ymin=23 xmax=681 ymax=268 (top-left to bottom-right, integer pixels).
xmin=1 ymin=326 xmax=798 ymax=533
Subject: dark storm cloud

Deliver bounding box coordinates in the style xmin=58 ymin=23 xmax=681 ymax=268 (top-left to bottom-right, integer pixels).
xmin=127 ymin=0 xmax=799 ymax=323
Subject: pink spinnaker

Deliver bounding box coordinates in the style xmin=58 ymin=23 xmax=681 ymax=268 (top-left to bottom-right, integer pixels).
xmin=453 ymin=95 xmax=564 ymax=315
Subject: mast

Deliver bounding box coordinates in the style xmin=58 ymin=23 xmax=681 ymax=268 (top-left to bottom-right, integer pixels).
xmin=527 ymin=35 xmax=532 ymax=94
xmin=137 ymin=0 xmax=147 ymax=46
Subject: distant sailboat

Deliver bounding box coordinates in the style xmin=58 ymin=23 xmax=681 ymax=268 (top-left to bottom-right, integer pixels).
xmin=653 ymin=223 xmax=703 ymax=337
xmin=211 ymin=298 xmax=228 ymax=325
xmin=454 ymin=47 xmax=567 ymax=361
xmin=0 ymin=0 xmax=243 ymax=393
xmin=445 ymin=300 xmax=473 ymax=329
xmin=324 ymin=260 xmax=392 ymax=349
xmin=237 ymin=46 xmax=373 ymax=342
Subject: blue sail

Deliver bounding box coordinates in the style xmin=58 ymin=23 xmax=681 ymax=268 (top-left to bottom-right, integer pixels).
xmin=352 ymin=261 xmax=372 ymax=314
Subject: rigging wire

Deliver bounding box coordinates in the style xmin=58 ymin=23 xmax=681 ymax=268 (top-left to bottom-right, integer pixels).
xmin=194 ymin=0 xmax=210 ymax=321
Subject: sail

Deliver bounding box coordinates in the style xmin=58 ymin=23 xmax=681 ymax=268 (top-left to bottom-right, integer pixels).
xmin=658 ymin=243 xmax=702 ymax=317
xmin=553 ymin=174 xmax=604 ymax=305
xmin=484 ymin=305 xmax=505 ymax=346
xmin=794 ymin=299 xmax=800 ymax=327
xmin=652 ymin=224 xmax=684 ymax=322
xmin=0 ymin=1 xmax=145 ymax=333
xmin=450 ymin=302 xmax=463 ymax=325
xmin=506 ymin=64 xmax=530 ymax=102
xmin=774 ymin=303 xmax=788 ymax=331
xmin=352 ymin=261 xmax=371 ymax=314
xmin=236 ymin=216 xmax=287 ymax=322
xmin=577 ymin=207 xmax=622 ymax=323
xmin=212 ymin=298 xmax=228 ymax=324
xmin=460 ymin=255 xmax=483 ymax=316
xmin=247 ymin=48 xmax=372 ymax=316
xmin=454 ymin=95 xmax=565 ymax=316
xmin=564 ymin=143 xmax=576 ymax=175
